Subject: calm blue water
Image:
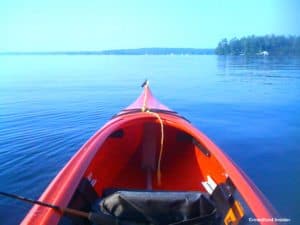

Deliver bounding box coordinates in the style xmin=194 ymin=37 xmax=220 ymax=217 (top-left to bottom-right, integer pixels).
xmin=0 ymin=55 xmax=299 ymax=224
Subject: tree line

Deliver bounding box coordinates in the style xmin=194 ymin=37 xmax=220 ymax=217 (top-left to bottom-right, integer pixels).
xmin=215 ymin=35 xmax=300 ymax=55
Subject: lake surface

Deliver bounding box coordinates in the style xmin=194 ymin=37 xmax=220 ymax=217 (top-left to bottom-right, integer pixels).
xmin=0 ymin=55 xmax=299 ymax=224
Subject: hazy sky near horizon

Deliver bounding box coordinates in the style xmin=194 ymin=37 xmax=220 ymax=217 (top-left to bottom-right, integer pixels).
xmin=1 ymin=0 xmax=299 ymax=51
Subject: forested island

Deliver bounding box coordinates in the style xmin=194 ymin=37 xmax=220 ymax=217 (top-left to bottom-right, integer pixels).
xmin=100 ymin=48 xmax=214 ymax=55
xmin=215 ymin=35 xmax=300 ymax=56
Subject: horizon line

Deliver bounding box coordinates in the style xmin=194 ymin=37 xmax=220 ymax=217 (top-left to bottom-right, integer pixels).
xmin=0 ymin=47 xmax=215 ymax=55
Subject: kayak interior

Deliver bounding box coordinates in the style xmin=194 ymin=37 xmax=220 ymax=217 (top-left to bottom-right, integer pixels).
xmin=58 ymin=118 xmax=247 ymax=225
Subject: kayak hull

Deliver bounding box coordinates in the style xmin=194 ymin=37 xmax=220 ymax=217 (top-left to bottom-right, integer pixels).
xmin=21 ymin=85 xmax=277 ymax=225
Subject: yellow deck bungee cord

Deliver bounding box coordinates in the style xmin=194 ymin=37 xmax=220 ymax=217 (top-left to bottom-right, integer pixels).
xmin=141 ymin=81 xmax=164 ymax=186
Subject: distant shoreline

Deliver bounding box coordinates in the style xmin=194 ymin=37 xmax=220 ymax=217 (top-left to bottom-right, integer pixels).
xmin=0 ymin=48 xmax=215 ymax=56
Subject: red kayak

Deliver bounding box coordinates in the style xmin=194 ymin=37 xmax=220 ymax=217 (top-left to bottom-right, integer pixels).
xmin=22 ymin=82 xmax=277 ymax=225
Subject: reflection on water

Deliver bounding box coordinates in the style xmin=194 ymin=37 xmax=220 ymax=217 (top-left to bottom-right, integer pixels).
xmin=0 ymin=55 xmax=299 ymax=224
xmin=217 ymin=56 xmax=300 ymax=70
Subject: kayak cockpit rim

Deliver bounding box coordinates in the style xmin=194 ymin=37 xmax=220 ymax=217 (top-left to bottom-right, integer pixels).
xmin=113 ymin=108 xmax=191 ymax=123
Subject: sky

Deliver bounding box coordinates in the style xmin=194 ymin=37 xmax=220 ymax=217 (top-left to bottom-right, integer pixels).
xmin=0 ymin=0 xmax=300 ymax=51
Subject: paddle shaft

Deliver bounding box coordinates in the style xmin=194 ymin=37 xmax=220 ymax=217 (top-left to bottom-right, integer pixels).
xmin=0 ymin=191 xmax=89 ymax=218
xmin=0 ymin=191 xmax=120 ymax=225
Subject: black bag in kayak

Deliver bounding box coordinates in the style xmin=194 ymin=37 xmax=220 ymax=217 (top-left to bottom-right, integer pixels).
xmin=92 ymin=190 xmax=218 ymax=225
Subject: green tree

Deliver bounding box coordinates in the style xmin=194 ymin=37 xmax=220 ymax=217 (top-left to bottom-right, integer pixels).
xmin=215 ymin=35 xmax=300 ymax=56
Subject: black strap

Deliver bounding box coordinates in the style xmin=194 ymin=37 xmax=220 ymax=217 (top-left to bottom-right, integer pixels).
xmin=168 ymin=209 xmax=217 ymax=225
xmin=121 ymin=196 xmax=160 ymax=225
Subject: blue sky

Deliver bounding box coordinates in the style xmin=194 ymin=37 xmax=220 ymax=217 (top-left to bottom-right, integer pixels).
xmin=1 ymin=0 xmax=299 ymax=51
